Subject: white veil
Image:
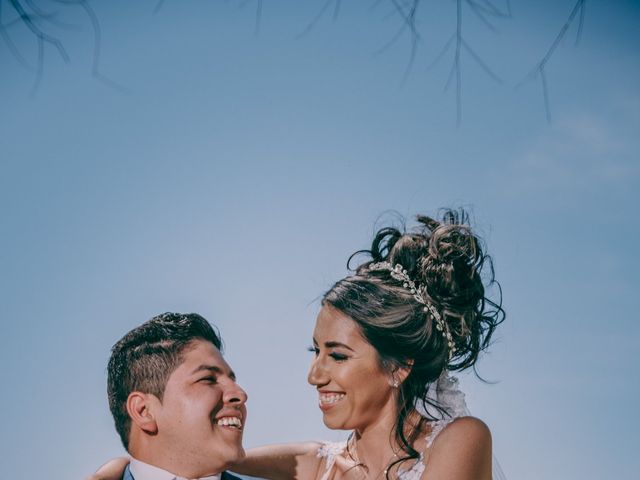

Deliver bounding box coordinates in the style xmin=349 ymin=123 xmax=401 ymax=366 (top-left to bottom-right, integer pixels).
xmin=420 ymin=372 xmax=507 ymax=480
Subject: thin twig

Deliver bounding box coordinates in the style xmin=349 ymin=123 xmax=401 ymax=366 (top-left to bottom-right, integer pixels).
xmin=374 ymin=19 xmax=409 ymax=56
xmin=24 ymin=0 xmax=77 ymax=30
xmin=425 ymin=33 xmax=455 ymax=73
xmin=541 ymin=67 xmax=550 ymax=123
xmin=255 ymin=0 xmax=262 ymax=35
xmin=73 ymin=0 xmax=129 ymax=92
xmin=455 ymin=0 xmax=462 ymax=126
xmin=30 ymin=34 xmax=43 ymax=97
xmin=333 ymin=0 xmax=341 ymax=21
xmin=465 ymin=0 xmax=498 ymax=32
xmin=575 ymin=0 xmax=585 ymax=45
xmin=154 ymin=0 xmax=166 ymax=14
xmin=475 ymin=0 xmax=511 ymax=18
xmin=518 ymin=0 xmax=586 ymax=121
xmin=296 ymin=0 xmax=336 ymax=38
xmin=9 ymin=0 xmax=70 ymax=62
xmin=0 ymin=2 xmax=35 ymax=70
xmin=461 ymin=38 xmax=502 ymax=83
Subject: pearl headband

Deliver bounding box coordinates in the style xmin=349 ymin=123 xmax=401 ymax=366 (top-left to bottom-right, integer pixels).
xmin=367 ymin=261 xmax=456 ymax=359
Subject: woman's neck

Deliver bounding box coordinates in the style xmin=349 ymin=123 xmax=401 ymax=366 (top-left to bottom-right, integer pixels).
xmin=351 ymin=409 xmax=422 ymax=476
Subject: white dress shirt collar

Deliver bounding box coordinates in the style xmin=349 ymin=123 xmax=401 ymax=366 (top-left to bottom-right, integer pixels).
xmin=129 ymin=457 xmax=222 ymax=480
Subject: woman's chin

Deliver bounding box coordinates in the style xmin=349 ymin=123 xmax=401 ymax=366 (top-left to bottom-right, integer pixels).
xmin=321 ymin=414 xmax=349 ymax=430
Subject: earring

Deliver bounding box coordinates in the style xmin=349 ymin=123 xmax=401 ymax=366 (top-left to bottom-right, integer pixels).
xmin=392 ymin=379 xmax=399 ymax=388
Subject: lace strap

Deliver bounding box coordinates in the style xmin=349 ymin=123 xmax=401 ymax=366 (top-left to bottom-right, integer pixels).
xmin=317 ymin=441 xmax=347 ymax=480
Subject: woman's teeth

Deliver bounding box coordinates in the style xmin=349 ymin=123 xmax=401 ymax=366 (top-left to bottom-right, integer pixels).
xmin=216 ymin=417 xmax=243 ymax=429
xmin=320 ymin=393 xmax=345 ymax=404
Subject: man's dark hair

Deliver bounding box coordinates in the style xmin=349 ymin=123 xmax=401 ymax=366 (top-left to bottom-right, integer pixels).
xmin=107 ymin=312 xmax=223 ymax=450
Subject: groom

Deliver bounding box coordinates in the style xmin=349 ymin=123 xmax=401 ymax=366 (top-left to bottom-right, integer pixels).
xmin=107 ymin=312 xmax=247 ymax=480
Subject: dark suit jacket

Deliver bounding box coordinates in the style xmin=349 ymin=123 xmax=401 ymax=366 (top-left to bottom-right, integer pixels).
xmin=122 ymin=464 xmax=244 ymax=480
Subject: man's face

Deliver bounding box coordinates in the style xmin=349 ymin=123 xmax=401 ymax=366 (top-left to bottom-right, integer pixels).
xmin=153 ymin=339 xmax=247 ymax=475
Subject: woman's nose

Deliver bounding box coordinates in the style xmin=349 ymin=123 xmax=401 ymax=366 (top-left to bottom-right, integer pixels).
xmin=307 ymin=357 xmax=328 ymax=387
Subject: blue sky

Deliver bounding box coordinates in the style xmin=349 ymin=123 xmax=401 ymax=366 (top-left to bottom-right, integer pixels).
xmin=0 ymin=1 xmax=638 ymax=479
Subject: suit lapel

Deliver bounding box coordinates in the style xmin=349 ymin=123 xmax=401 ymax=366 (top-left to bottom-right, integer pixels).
xmin=122 ymin=464 xmax=134 ymax=480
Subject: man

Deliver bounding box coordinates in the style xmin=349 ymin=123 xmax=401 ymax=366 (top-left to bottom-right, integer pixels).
xmin=106 ymin=312 xmax=247 ymax=480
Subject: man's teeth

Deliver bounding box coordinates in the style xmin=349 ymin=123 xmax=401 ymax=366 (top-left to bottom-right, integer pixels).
xmin=216 ymin=417 xmax=243 ymax=428
xmin=320 ymin=393 xmax=345 ymax=404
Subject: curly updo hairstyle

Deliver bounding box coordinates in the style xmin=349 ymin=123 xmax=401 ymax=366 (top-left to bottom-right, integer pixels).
xmin=322 ymin=209 xmax=504 ymax=469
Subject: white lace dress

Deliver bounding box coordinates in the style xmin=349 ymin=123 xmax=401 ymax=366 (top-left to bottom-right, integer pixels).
xmin=316 ymin=374 xmax=505 ymax=480
xmin=316 ymin=419 xmax=454 ymax=480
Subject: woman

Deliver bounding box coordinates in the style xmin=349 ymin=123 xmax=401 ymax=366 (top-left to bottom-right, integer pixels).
xmin=93 ymin=209 xmax=504 ymax=480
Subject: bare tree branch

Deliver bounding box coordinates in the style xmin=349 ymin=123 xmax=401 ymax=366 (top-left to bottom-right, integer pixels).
xmin=374 ymin=0 xmax=421 ymax=81
xmin=153 ymin=0 xmax=166 ymax=15
xmin=7 ymin=0 xmax=70 ymax=95
xmin=332 ymin=0 xmax=342 ymax=21
xmin=433 ymin=0 xmax=502 ymax=126
xmin=234 ymin=0 xmax=263 ymax=35
xmin=541 ymin=68 xmax=550 ymax=123
xmin=9 ymin=0 xmax=70 ymax=62
xmin=72 ymin=0 xmax=129 ymax=92
xmin=461 ymin=38 xmax=502 ymax=83
xmin=297 ymin=0 xmax=341 ymax=38
xmin=24 ymin=0 xmax=77 ymax=30
xmin=1 ymin=0 xmax=587 ymax=125
xmin=455 ymin=0 xmax=462 ymax=126
xmin=2 ymin=0 xmax=127 ymax=95
xmin=0 ymin=1 xmax=35 ymax=70
xmin=518 ymin=0 xmax=587 ymax=122
xmin=425 ymin=33 xmax=455 ymax=73
xmin=31 ymin=33 xmax=44 ymax=96
xmin=475 ymin=0 xmax=511 ymax=18
xmin=255 ymin=0 xmax=262 ymax=35
xmin=575 ymin=0 xmax=585 ymax=45
xmin=466 ymin=0 xmax=499 ymax=32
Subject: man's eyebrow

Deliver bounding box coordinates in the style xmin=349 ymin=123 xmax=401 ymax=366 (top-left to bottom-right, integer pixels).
xmin=192 ymin=365 xmax=237 ymax=381
xmin=324 ymin=341 xmax=355 ymax=352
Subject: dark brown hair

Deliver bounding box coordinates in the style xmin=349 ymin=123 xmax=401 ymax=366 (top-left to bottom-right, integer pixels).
xmin=322 ymin=209 xmax=504 ymax=472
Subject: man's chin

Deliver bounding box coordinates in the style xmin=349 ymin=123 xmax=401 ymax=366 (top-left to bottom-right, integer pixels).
xmin=212 ymin=443 xmax=245 ymax=470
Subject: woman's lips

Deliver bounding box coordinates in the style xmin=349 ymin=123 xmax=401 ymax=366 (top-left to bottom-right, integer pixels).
xmin=318 ymin=392 xmax=345 ymax=411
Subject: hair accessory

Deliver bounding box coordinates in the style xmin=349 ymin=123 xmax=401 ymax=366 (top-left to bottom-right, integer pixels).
xmin=367 ymin=261 xmax=456 ymax=359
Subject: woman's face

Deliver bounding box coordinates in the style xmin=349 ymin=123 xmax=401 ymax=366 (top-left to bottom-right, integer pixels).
xmin=308 ymin=305 xmax=398 ymax=432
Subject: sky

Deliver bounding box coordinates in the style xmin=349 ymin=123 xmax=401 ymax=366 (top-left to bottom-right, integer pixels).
xmin=0 ymin=1 xmax=638 ymax=479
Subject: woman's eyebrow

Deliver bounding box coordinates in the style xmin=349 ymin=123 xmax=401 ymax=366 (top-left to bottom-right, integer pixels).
xmin=324 ymin=341 xmax=355 ymax=352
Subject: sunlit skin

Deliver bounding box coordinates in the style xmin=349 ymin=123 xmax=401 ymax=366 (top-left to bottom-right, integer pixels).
xmin=90 ymin=313 xmax=491 ymax=480
xmin=307 ymin=305 xmax=414 ymax=476
xmin=308 ymin=305 xmax=400 ymax=432
xmin=127 ymin=339 xmax=247 ymax=478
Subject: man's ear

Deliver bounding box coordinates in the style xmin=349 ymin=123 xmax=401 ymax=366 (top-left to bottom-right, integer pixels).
xmin=126 ymin=392 xmax=159 ymax=435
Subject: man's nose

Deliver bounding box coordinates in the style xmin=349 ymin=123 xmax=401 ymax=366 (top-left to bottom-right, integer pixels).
xmin=224 ymin=382 xmax=248 ymax=405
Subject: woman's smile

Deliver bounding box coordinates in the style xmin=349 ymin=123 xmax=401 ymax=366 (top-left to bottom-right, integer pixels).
xmin=308 ymin=305 xmax=398 ymax=431
xmin=318 ymin=391 xmax=346 ymax=410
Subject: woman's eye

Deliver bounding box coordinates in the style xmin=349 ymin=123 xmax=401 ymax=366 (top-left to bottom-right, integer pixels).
xmin=330 ymin=352 xmax=348 ymax=361
xmin=307 ymin=346 xmax=319 ymax=356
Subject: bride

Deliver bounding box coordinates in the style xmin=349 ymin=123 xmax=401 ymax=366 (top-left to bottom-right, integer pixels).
xmin=92 ymin=209 xmax=505 ymax=480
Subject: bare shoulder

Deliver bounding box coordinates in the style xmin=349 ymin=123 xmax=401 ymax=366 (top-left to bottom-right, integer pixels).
xmin=423 ymin=417 xmax=492 ymax=480
xmin=435 ymin=416 xmax=492 ymax=446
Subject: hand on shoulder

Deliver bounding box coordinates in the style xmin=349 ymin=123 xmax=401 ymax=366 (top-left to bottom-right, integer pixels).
xmin=87 ymin=457 xmax=130 ymax=480
xmin=423 ymin=416 xmax=492 ymax=480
